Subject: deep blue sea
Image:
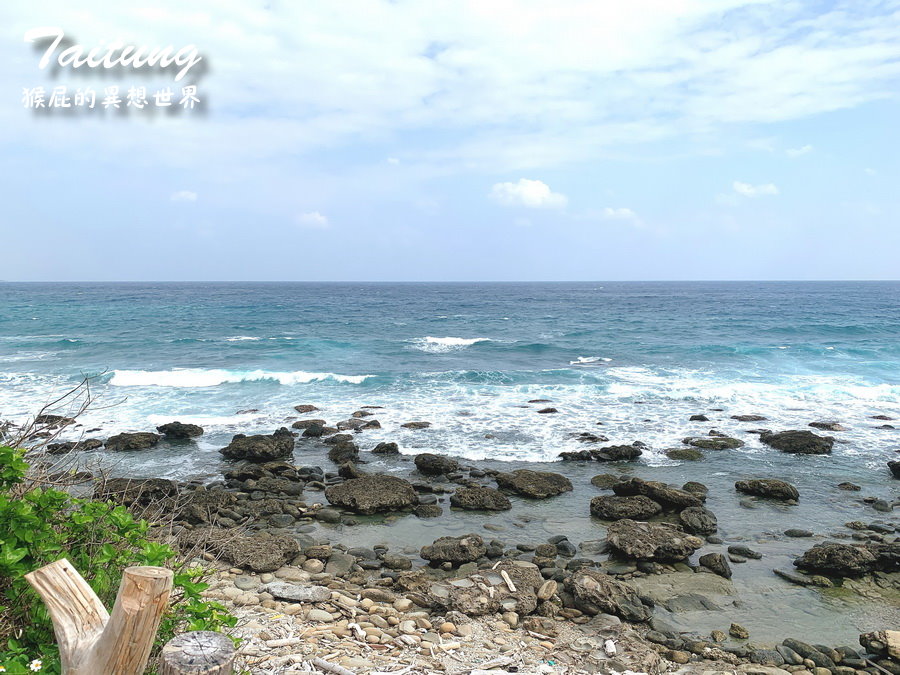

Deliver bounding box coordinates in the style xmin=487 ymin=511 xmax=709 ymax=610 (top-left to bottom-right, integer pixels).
xmin=1 ymin=281 xmax=899 ymax=475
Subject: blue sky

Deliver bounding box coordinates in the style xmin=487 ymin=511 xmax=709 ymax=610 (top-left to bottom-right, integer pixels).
xmin=2 ymin=0 xmax=899 ymax=281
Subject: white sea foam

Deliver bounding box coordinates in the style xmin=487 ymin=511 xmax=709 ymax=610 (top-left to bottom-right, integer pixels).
xmin=225 ymin=336 xmax=261 ymax=342
xmin=569 ymin=356 xmax=612 ymax=365
xmin=409 ymin=336 xmax=493 ymax=353
xmin=108 ymin=369 xmax=374 ymax=387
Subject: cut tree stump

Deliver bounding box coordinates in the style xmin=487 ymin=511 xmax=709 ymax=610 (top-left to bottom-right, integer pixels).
xmin=25 ymin=558 xmax=173 ymax=675
xmin=160 ymin=631 xmax=235 ymax=674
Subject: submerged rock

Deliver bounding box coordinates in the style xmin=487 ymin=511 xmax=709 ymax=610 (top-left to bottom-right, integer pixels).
xmin=732 ymin=414 xmax=767 ymax=422
xmin=590 ymin=495 xmax=662 ymax=520
xmin=325 ymin=474 xmax=417 ymax=514
xmin=156 ymin=421 xmax=204 ymax=439
xmin=105 ymin=432 xmax=161 ymax=452
xmin=735 ymin=478 xmax=800 ymax=501
xmin=220 ymin=428 xmax=295 ymax=462
xmin=414 ymin=453 xmax=459 ymax=476
xmin=888 ymin=461 xmax=900 ymax=479
xmin=593 ymin=444 xmax=643 ymax=462
xmin=809 ymin=421 xmax=846 ymax=431
xmin=451 ymin=486 xmax=512 ymax=511
xmin=760 ymin=430 xmax=834 ymax=455
xmin=606 ymin=519 xmax=704 ymax=562
xmin=567 ymin=569 xmax=651 ymax=622
xmin=421 ymin=534 xmax=486 ymax=564
xmin=666 ymin=448 xmax=704 ymax=461
xmin=495 ymin=469 xmax=573 ymax=498
xmin=372 ymin=441 xmax=400 ymax=455
xmin=401 ymin=421 xmax=431 ymax=429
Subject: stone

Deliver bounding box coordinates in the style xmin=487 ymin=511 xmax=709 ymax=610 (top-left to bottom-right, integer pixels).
xmin=372 ymin=441 xmax=400 ymax=455
xmin=325 ymin=553 xmax=355 ymax=577
xmin=679 ymin=506 xmax=718 ymax=535
xmin=307 ymin=609 xmax=334 ymax=622
xmin=736 ymin=479 xmax=800 ymax=501
xmin=105 ymin=432 xmax=161 ymax=452
xmin=401 ymin=421 xmax=431 ymax=429
xmin=591 ymin=473 xmax=623 ymax=489
xmin=592 ymin=444 xmax=643 ymax=462
xmin=728 ymin=545 xmax=762 ymax=560
xmin=414 ymin=453 xmax=459 ymax=475
xmin=566 ymin=569 xmax=651 ymax=622
xmin=156 ymin=421 xmax=204 ymax=439
xmin=494 ymin=469 xmax=573 ymax=499
xmin=606 ymin=519 xmax=704 ymax=561
xmin=760 ymin=430 xmax=834 ymax=455
xmin=682 ymin=436 xmax=745 ymax=450
xmin=731 ymin=623 xmax=750 ymax=639
xmin=794 ymin=542 xmax=877 ymax=577
xmin=181 ymin=528 xmax=299 ymax=573
xmin=220 ymin=428 xmax=295 ymax=462
xmin=451 ymin=486 xmax=511 ymax=511
xmin=809 ymin=421 xmax=846 ymax=431
xmin=889 ymin=461 xmax=900 ymax=479
xmin=666 ymin=448 xmax=704 ymax=461
xmin=732 ymin=414 xmax=767 ymax=422
xmin=324 ymin=474 xmax=418 ymax=514
xmin=266 ymin=583 xmax=330 ymax=603
xmin=590 ymin=495 xmax=662 ymax=520
xmin=94 ymin=477 xmax=178 ymax=507
xmin=421 ymin=534 xmax=486 ymax=564
xmin=612 ymin=477 xmax=703 ymax=510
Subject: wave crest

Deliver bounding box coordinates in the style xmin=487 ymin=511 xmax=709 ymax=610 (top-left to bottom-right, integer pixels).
xmin=109 ymin=368 xmax=374 ymax=387
xmin=409 ymin=336 xmax=493 ymax=353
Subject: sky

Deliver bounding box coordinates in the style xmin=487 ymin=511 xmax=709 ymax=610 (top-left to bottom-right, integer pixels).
xmin=1 ymin=0 xmax=899 ymax=281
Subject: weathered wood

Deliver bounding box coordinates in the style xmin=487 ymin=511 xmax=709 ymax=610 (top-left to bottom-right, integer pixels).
xmin=160 ymin=631 xmax=235 ymax=675
xmin=25 ymin=558 xmax=173 ymax=675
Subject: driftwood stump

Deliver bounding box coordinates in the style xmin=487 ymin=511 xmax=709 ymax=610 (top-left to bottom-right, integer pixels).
xmin=160 ymin=631 xmax=235 ymax=674
xmin=25 ymin=558 xmax=173 ymax=675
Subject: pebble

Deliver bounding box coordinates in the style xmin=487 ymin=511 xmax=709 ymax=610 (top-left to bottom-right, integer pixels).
xmin=307 ymin=609 xmax=334 ymax=623
xmin=393 ymin=598 xmax=414 ymax=612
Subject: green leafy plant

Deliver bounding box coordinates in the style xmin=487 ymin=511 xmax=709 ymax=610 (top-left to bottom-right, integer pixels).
xmin=0 ymin=446 xmax=236 ymax=674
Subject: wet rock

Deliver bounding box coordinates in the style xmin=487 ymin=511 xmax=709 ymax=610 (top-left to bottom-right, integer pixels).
xmin=732 ymin=414 xmax=768 ymax=422
xmin=679 ymin=506 xmax=718 ymax=534
xmin=591 ymin=473 xmax=623 ymax=489
xmin=838 ymin=481 xmax=861 ymax=491
xmin=94 ymin=477 xmax=178 ymax=507
xmin=590 ymin=495 xmax=662 ymax=520
xmin=337 ymin=462 xmax=364 ymax=479
xmin=781 ymin=639 xmax=836 ymax=670
xmin=537 ymin=407 xmax=558 ymax=414
xmin=46 ymin=439 xmax=103 ymax=454
xmin=220 ymin=428 xmax=295 ymax=462
xmin=414 ymin=453 xmax=459 ymax=476
xmin=859 ymin=630 xmax=900 ymax=661
xmin=666 ymin=448 xmax=704 ymax=461
xmin=401 ymin=421 xmax=431 ymax=429
xmin=294 ymin=404 xmax=319 ymax=413
xmin=495 ymin=469 xmax=573 ymax=499
xmin=450 ymin=486 xmax=511 ymax=511
xmin=301 ymin=423 xmax=326 ymax=437
xmin=593 ymin=444 xmax=643 ymax=462
xmin=325 ymin=552 xmax=355 ymax=576
xmin=291 ymin=418 xmax=326 ymax=429
xmin=327 ymin=442 xmax=359 ymax=464
xmin=372 ymin=441 xmax=400 ymax=455
xmin=337 ymin=417 xmax=380 ymax=431
xmin=682 ymin=481 xmax=709 ymax=498
xmin=760 ymin=430 xmax=833 ymax=455
xmin=682 ymin=436 xmax=745 ymax=450
xmin=414 ymin=504 xmax=442 ymax=518
xmin=735 ymin=479 xmax=800 ymax=501
xmin=34 ymin=414 xmax=76 ymax=426
xmin=105 ymin=432 xmax=161 ymax=452
xmin=690 ymin=414 xmax=710 ymax=421
xmin=699 ymin=553 xmax=732 ymax=579
xmin=156 ymin=421 xmax=204 ymax=439
xmin=421 ymin=534 xmax=486 ymax=565
xmin=794 ymin=542 xmax=877 ymax=577
xmin=567 ymin=569 xmax=651 ymax=622
xmin=612 ymin=477 xmax=703 ymax=510
xmin=728 ymin=544 xmax=762 ymax=560
xmin=324 ymin=474 xmax=418 ymax=514
xmin=558 ymin=450 xmax=594 ymax=461
xmin=809 ymin=421 xmax=846 ymax=431
xmin=606 ymin=519 xmax=704 ymax=562
xmin=889 ymin=461 xmax=900 ymax=479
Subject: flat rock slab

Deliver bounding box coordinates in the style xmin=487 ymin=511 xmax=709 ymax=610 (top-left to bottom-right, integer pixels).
xmin=266 ymin=582 xmax=331 ymax=603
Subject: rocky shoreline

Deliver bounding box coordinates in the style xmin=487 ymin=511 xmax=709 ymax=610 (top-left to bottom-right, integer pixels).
xmin=22 ymin=404 xmax=900 ymax=674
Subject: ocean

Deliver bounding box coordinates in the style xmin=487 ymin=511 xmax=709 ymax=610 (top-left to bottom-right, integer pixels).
xmin=2 ymin=280 xmax=900 ymax=641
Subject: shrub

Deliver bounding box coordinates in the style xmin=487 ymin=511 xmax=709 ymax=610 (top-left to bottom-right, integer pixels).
xmin=0 ymin=446 xmax=236 ymax=674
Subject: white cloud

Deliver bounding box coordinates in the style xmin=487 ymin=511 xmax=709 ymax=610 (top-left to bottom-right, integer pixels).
xmin=786 ymin=145 xmax=813 ymax=157
xmin=387 ymin=157 xmax=400 ymax=165
xmin=490 ymin=179 xmax=567 ymax=209
xmin=296 ymin=211 xmax=329 ymax=228
xmin=598 ymin=207 xmax=643 ymax=227
xmin=170 ymin=190 xmax=197 ymax=202
xmin=733 ymin=181 xmax=779 ymax=197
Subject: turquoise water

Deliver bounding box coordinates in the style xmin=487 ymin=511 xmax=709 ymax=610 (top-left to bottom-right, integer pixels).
xmin=1 ymin=281 xmax=899 ymax=474
xmin=2 ymin=281 xmax=899 ymax=643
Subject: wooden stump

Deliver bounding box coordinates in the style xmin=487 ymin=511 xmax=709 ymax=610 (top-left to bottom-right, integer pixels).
xmin=160 ymin=631 xmax=235 ymax=674
xmin=25 ymin=558 xmax=173 ymax=675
